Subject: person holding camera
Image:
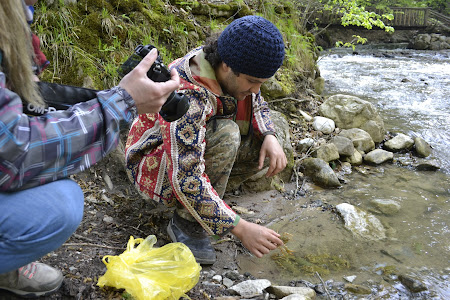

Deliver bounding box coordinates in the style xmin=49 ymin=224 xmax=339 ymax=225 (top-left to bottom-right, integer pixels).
xmin=0 ymin=0 xmax=180 ymax=297
xmin=126 ymin=15 xmax=287 ymax=265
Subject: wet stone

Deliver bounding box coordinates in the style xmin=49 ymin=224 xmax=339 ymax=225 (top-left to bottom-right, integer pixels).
xmin=414 ymin=137 xmax=432 ymax=157
xmin=398 ymin=274 xmax=428 ymax=293
xmin=344 ymin=283 xmax=372 ymax=294
xmin=414 ymin=159 xmax=441 ymax=171
xmin=344 ymin=275 xmax=357 ymax=283
xmin=370 ymin=199 xmax=401 ymax=215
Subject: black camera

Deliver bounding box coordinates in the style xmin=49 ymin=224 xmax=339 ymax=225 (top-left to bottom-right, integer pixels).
xmin=118 ymin=44 xmax=190 ymax=122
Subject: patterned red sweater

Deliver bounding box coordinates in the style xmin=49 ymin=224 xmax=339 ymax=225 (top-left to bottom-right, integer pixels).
xmin=125 ymin=47 xmax=276 ymax=238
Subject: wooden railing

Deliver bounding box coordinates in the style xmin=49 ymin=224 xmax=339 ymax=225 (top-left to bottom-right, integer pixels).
xmin=311 ymin=7 xmax=432 ymax=28
xmin=376 ymin=7 xmax=429 ymax=27
xmin=429 ymin=10 xmax=450 ymax=28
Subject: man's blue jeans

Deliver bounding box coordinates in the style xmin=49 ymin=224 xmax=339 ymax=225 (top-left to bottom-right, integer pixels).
xmin=0 ymin=179 xmax=84 ymax=274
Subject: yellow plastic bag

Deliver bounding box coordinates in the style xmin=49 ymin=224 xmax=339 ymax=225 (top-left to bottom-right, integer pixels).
xmin=97 ymin=235 xmax=201 ymax=300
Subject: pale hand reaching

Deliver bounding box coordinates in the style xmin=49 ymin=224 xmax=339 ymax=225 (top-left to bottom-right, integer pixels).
xmin=258 ymin=134 xmax=287 ymax=177
xmin=231 ymin=218 xmax=283 ymax=258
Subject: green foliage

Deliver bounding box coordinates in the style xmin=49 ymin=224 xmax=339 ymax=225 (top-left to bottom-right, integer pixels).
xmin=322 ymin=0 xmax=394 ymax=32
xmin=289 ymin=0 xmax=395 ymax=50
xmin=426 ymin=0 xmax=449 ymax=14
xmin=358 ymin=0 xmax=429 ymax=9
xmin=208 ymin=18 xmax=224 ymax=32
xmin=335 ymin=35 xmax=367 ymax=50
xmin=256 ymin=0 xmax=318 ymax=77
xmin=357 ymin=0 xmax=448 ymax=14
xmin=32 ymin=0 xmax=319 ymax=101
xmin=33 ymin=0 xmax=205 ymax=89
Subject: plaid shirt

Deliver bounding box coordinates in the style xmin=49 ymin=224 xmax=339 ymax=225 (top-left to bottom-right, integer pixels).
xmin=0 ymin=71 xmax=136 ymax=191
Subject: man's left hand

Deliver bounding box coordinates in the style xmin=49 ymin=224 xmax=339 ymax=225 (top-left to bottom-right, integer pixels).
xmin=258 ymin=134 xmax=287 ymax=177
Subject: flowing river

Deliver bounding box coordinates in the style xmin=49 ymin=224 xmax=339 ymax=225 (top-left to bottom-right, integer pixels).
xmin=237 ymin=46 xmax=450 ymax=299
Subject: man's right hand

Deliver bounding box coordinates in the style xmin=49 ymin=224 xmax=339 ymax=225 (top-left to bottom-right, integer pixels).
xmin=119 ymin=48 xmax=180 ymax=114
xmin=231 ymin=218 xmax=283 ymax=258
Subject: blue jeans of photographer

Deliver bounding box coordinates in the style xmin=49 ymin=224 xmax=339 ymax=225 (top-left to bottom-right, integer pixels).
xmin=0 ymin=179 xmax=84 ymax=274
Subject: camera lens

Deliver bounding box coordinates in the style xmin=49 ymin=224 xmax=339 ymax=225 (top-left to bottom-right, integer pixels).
xmin=159 ymin=92 xmax=190 ymax=122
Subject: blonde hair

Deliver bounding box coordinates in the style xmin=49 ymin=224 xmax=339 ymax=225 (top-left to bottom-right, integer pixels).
xmin=0 ymin=0 xmax=44 ymax=106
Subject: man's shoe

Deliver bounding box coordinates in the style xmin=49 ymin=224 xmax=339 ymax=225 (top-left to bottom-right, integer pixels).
xmin=0 ymin=262 xmax=63 ymax=297
xmin=167 ymin=211 xmax=217 ymax=265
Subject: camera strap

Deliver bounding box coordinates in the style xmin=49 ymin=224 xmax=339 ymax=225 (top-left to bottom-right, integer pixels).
xmin=24 ymin=81 xmax=98 ymax=116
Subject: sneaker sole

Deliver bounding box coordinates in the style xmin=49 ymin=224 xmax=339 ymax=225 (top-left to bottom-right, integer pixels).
xmin=0 ymin=279 xmax=62 ymax=298
xmin=167 ymin=222 xmax=216 ymax=265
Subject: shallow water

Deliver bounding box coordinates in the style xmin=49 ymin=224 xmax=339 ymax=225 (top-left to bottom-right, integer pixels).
xmin=238 ymin=46 xmax=450 ymax=298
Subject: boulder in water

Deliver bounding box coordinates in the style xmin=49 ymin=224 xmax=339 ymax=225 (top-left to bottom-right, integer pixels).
xmin=302 ymin=158 xmax=341 ymax=188
xmin=336 ymin=203 xmax=386 ymax=240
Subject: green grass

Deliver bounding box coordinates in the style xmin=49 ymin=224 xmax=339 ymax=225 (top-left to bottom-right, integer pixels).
xmin=32 ymin=0 xmax=319 ymax=99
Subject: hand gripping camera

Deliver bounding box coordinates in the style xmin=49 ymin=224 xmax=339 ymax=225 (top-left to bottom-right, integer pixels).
xmin=118 ymin=44 xmax=190 ymax=122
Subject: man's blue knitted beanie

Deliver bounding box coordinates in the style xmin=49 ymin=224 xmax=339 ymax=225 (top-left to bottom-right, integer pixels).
xmin=217 ymin=15 xmax=285 ymax=79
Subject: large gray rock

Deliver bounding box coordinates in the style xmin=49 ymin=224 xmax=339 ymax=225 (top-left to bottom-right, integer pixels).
xmin=331 ymin=136 xmax=355 ymax=156
xmin=336 ymin=203 xmax=386 ymax=240
xmin=414 ymin=159 xmax=441 ymax=171
xmin=364 ymin=149 xmax=394 ymax=165
xmin=312 ymin=143 xmax=340 ymax=162
xmin=339 ymin=128 xmax=375 ymax=153
xmin=343 ymin=149 xmax=363 ymax=165
xmin=412 ymin=34 xmax=431 ymax=50
xmin=384 ymin=133 xmax=414 ymax=152
xmin=398 ymin=274 xmax=428 ymax=293
xmin=414 ymin=137 xmax=432 ymax=157
xmin=229 ymin=279 xmax=271 ymax=298
xmin=302 ymin=158 xmax=341 ymax=188
xmin=261 ymin=76 xmax=287 ymax=99
xmin=313 ymin=116 xmax=335 ymax=134
xmin=319 ymin=94 xmax=385 ymax=142
xmin=360 ymin=120 xmax=385 ymax=144
xmin=266 ymin=286 xmax=316 ymax=299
